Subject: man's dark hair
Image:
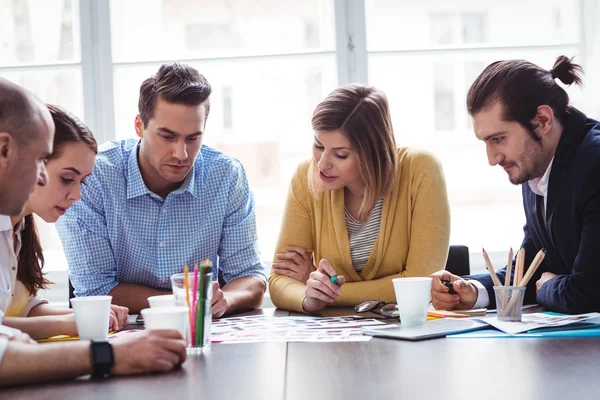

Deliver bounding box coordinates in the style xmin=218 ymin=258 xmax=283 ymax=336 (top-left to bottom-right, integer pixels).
xmin=138 ymin=63 xmax=212 ymax=127
xmin=467 ymin=56 xmax=583 ymax=141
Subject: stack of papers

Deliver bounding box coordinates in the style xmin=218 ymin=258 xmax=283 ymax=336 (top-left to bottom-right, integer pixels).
xmin=448 ymin=312 xmax=600 ymax=338
xmin=480 ymin=312 xmax=600 ymax=335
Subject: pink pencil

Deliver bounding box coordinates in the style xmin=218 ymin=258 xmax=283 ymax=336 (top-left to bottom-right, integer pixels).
xmin=192 ymin=264 xmax=199 ymax=341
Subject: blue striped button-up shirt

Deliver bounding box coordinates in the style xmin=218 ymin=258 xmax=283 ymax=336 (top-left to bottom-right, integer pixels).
xmin=56 ymin=139 xmax=265 ymax=297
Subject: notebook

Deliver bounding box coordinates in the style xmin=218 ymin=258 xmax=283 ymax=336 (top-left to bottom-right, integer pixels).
xmin=362 ymin=318 xmax=488 ymax=341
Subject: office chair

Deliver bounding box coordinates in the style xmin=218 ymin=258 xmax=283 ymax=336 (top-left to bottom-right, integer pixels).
xmin=445 ymin=245 xmax=470 ymax=276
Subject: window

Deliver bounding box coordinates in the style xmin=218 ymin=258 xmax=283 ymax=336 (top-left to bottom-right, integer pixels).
xmin=366 ymin=0 xmax=583 ymax=254
xmin=1 ymin=0 xmax=83 ymax=304
xmin=433 ymin=63 xmax=455 ymax=131
xmin=0 ymin=0 xmax=83 ymax=116
xmin=462 ymin=12 xmax=487 ymax=44
xmin=222 ymin=86 xmax=233 ymax=131
xmin=2 ymin=0 xmax=600 ymax=302
xmin=109 ymin=0 xmax=338 ymax=259
xmin=430 ymin=13 xmax=454 ymax=45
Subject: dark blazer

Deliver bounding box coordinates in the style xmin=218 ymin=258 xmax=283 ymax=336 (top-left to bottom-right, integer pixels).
xmin=473 ymin=108 xmax=600 ymax=313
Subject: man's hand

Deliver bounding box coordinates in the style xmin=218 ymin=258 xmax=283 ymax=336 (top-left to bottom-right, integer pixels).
xmin=536 ymin=272 xmax=557 ymax=294
xmin=111 ymin=330 xmax=187 ymax=375
xmin=109 ymin=304 xmax=130 ymax=331
xmin=9 ymin=333 xmax=36 ymax=344
xmin=211 ymin=281 xmax=229 ymax=318
xmin=430 ymin=270 xmax=478 ymax=310
xmin=272 ymin=246 xmax=315 ymax=283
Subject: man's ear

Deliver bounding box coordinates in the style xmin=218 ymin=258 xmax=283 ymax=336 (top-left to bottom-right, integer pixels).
xmin=134 ymin=115 xmax=144 ymax=138
xmin=532 ymin=105 xmax=555 ymax=136
xmin=0 ymin=132 xmax=15 ymax=169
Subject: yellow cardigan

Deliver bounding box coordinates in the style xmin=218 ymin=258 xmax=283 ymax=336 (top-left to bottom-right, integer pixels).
xmin=268 ymin=147 xmax=451 ymax=313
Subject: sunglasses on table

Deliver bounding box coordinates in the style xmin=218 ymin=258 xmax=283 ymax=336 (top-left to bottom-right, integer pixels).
xmin=354 ymin=299 xmax=399 ymax=319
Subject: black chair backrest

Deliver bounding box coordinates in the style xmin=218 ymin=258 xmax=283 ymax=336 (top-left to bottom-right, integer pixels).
xmin=68 ymin=278 xmax=75 ymax=307
xmin=445 ymin=245 xmax=470 ymax=276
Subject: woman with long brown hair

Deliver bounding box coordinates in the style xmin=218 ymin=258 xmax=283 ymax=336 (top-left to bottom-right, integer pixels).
xmin=0 ymin=105 xmax=128 ymax=339
xmin=269 ymin=84 xmax=451 ymax=313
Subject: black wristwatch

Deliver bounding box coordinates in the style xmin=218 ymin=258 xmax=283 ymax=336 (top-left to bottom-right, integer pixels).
xmin=90 ymin=341 xmax=114 ymax=378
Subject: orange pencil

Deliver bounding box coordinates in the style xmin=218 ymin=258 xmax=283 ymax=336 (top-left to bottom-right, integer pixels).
xmin=184 ymin=264 xmax=191 ymax=309
xmin=505 ymin=247 xmax=513 ymax=286
xmin=516 ymin=248 xmax=525 ymax=285
xmin=519 ymin=249 xmax=547 ymax=287
xmin=482 ymin=248 xmax=502 ymax=287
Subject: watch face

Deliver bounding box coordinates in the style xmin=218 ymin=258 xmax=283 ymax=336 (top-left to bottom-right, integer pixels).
xmin=91 ymin=341 xmax=114 ymax=376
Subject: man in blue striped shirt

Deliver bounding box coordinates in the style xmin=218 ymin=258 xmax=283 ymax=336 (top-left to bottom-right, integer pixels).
xmin=57 ymin=63 xmax=266 ymax=316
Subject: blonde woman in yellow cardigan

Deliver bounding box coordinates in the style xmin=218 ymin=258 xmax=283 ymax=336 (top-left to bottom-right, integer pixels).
xmin=268 ymin=84 xmax=451 ymax=313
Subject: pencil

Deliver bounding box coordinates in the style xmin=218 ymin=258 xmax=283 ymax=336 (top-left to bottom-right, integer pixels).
xmin=516 ymin=248 xmax=525 ymax=285
xmin=196 ymin=264 xmax=205 ymax=347
xmin=505 ymin=249 xmax=546 ymax=313
xmin=518 ymin=249 xmax=547 ymax=287
xmin=184 ymin=264 xmax=191 ymax=309
xmin=184 ymin=264 xmax=192 ymax=342
xmin=192 ymin=264 xmax=199 ymax=343
xmin=482 ymin=247 xmax=503 ymax=287
xmin=513 ymin=249 xmax=521 ymax=286
xmin=505 ymin=248 xmax=513 ymax=287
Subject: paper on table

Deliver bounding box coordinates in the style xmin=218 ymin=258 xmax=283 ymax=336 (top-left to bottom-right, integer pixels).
xmin=478 ymin=312 xmax=600 ymax=335
xmin=486 ymin=303 xmax=538 ymax=313
xmin=211 ymin=315 xmax=383 ymax=344
xmin=448 ymin=325 xmax=600 ymax=338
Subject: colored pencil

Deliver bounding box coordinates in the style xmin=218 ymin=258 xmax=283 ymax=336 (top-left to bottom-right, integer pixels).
xmin=482 ymin=247 xmax=503 ymax=287
xmin=505 ymin=248 xmax=513 ymax=286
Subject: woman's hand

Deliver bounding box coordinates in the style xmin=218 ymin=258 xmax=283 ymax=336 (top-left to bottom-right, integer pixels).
xmin=64 ymin=303 xmax=130 ymax=337
xmin=272 ymin=245 xmax=315 ymax=283
xmin=109 ymin=304 xmax=130 ymax=331
xmin=302 ymin=259 xmax=345 ymax=313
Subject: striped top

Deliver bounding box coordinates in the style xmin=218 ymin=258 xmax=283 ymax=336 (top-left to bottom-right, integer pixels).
xmin=345 ymin=198 xmax=383 ymax=272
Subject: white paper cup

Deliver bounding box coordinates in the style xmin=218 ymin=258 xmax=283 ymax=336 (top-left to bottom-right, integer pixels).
xmin=148 ymin=294 xmax=176 ymax=308
xmin=141 ymin=306 xmax=189 ymax=337
xmin=392 ymin=277 xmax=432 ymax=326
xmin=70 ymin=295 xmax=112 ymax=340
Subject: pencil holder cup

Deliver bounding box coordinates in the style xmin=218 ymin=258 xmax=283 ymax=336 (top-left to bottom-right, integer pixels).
xmin=494 ymin=286 xmax=526 ymax=321
xmin=171 ymin=270 xmax=213 ymax=355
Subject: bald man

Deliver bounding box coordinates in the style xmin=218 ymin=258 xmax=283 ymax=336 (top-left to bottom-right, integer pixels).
xmin=0 ymin=80 xmax=187 ymax=386
xmin=0 ymin=78 xmax=54 ymax=215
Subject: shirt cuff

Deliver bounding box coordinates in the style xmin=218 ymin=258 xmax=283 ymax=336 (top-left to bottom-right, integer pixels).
xmin=469 ymin=280 xmax=490 ymax=309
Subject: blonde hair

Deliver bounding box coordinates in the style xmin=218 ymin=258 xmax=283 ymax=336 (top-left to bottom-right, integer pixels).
xmin=308 ymin=84 xmax=397 ymax=221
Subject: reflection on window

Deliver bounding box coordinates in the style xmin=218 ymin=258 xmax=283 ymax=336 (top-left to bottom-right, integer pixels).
xmin=185 ymin=23 xmax=239 ymax=50
xmin=434 ymin=63 xmax=455 ymax=131
xmin=462 ymin=13 xmax=487 ymax=44
xmin=0 ymin=0 xmax=79 ymax=66
xmin=110 ymin=0 xmax=335 ymax=62
xmin=222 ymin=86 xmax=233 ymax=131
xmin=430 ymin=13 xmax=453 ymax=45
xmin=464 ymin=61 xmax=485 ymax=128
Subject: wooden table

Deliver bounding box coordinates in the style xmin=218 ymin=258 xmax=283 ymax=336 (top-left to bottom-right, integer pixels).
xmin=4 ymin=308 xmax=600 ymax=399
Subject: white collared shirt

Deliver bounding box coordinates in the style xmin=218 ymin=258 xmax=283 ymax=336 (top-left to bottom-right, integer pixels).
xmin=0 ymin=215 xmax=48 ymax=320
xmin=470 ymin=160 xmax=554 ymax=309
xmin=528 ymin=158 xmax=554 ymax=222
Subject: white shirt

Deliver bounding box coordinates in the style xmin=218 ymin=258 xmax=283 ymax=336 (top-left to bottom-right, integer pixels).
xmin=471 ymin=160 xmax=554 ymax=309
xmin=0 ymin=215 xmax=48 ymax=320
